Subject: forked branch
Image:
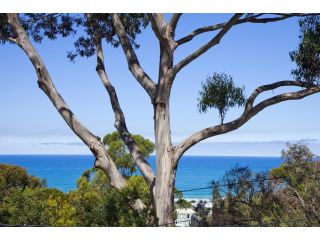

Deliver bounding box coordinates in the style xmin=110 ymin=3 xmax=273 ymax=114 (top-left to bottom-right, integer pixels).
xmin=176 ymin=13 xmax=314 ymax=46
xmin=173 ymin=13 xmax=243 ymax=74
xmin=88 ymin=14 xmax=155 ymax=188
xmin=174 ymin=81 xmax=320 ymax=165
xmin=111 ymin=13 xmax=156 ymax=99
xmin=147 ymin=13 xmax=166 ymax=44
xmin=6 ymin=13 xmax=132 ymax=194
xmin=168 ymin=13 xmax=183 ymax=39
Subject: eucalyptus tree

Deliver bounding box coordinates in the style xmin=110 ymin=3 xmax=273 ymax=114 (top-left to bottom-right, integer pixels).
xmin=1 ymin=13 xmax=320 ymax=226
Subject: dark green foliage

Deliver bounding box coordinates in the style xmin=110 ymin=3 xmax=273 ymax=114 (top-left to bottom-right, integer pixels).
xmin=270 ymin=143 xmax=320 ymax=225
xmin=0 ymin=164 xmax=156 ymax=226
xmin=201 ymin=143 xmax=320 ymax=227
xmin=6 ymin=187 xmax=75 ymax=226
xmin=69 ymin=169 xmax=156 ymax=226
xmin=0 ymin=164 xmax=34 ymax=223
xmin=191 ymin=200 xmax=210 ymax=227
xmin=67 ymin=13 xmax=148 ymax=61
xmin=0 ymin=164 xmax=44 ymax=201
xmin=198 ymin=73 xmax=246 ymax=124
xmin=208 ymin=165 xmax=283 ymax=227
xmin=0 ymin=13 xmax=148 ymax=61
xmin=21 ymin=14 xmax=77 ymax=43
xmin=103 ymin=131 xmax=154 ymax=178
xmin=0 ymin=14 xmax=11 ymax=44
xmin=174 ymin=188 xmax=192 ymax=210
xmin=1 ymin=143 xmax=319 ymax=227
xmin=290 ymin=15 xmax=320 ymax=86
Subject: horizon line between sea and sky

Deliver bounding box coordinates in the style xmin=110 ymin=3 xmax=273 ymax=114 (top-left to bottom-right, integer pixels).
xmin=0 ymin=138 xmax=319 ymax=157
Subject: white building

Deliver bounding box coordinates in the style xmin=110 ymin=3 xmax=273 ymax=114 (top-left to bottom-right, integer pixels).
xmin=175 ymin=208 xmax=195 ymax=227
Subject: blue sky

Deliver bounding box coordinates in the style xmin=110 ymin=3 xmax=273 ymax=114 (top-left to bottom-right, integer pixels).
xmin=0 ymin=14 xmax=319 ymax=156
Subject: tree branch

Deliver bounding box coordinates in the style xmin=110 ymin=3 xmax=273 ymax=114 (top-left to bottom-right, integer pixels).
xmin=6 ymin=13 xmax=136 ymax=199
xmin=176 ymin=13 xmax=313 ymax=46
xmin=153 ymin=13 xmax=166 ymax=30
xmin=173 ymin=82 xmax=320 ymax=165
xmin=147 ymin=13 xmax=166 ymax=44
xmin=88 ymin=14 xmax=156 ymax=189
xmin=173 ymin=13 xmax=243 ymax=75
xmin=111 ymin=13 xmax=156 ymax=99
xmin=168 ymin=13 xmax=182 ymax=39
xmin=245 ymin=80 xmax=306 ymax=111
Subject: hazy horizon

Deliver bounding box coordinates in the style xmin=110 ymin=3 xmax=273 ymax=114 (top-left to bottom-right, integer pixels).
xmin=1 ymin=14 xmax=319 ymax=156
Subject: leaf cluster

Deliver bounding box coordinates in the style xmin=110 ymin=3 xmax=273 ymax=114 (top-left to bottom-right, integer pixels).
xmin=0 ymin=13 xmax=148 ymax=61
xmin=103 ymin=131 xmax=154 ymax=178
xmin=198 ymin=73 xmax=246 ymax=124
xmin=290 ymin=15 xmax=320 ymax=86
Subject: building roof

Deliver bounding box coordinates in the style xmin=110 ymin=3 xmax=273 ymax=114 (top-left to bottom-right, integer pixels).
xmin=176 ymin=208 xmax=195 ymax=214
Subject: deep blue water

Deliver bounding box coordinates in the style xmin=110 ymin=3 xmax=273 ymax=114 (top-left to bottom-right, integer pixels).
xmin=0 ymin=155 xmax=282 ymax=198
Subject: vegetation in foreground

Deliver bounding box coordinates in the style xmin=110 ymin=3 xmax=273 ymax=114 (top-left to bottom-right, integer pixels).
xmin=0 ymin=142 xmax=319 ymax=227
xmin=2 ymin=13 xmax=320 ymax=224
xmin=191 ymin=143 xmax=320 ymax=227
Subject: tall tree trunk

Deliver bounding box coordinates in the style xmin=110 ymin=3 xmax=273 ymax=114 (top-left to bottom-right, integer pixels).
xmin=154 ymin=101 xmax=176 ymax=226
xmin=153 ymin=40 xmax=177 ymax=226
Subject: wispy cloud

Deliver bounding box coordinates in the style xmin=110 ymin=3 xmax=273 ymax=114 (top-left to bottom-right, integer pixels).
xmin=182 ymin=140 xmax=320 ymax=157
xmin=40 ymin=142 xmax=85 ymax=146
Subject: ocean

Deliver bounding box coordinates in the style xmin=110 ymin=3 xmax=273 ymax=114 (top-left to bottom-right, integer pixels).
xmin=0 ymin=155 xmax=282 ymax=199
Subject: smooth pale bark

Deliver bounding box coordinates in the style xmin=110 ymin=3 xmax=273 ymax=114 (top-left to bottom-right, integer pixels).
xmin=112 ymin=13 xmax=320 ymax=226
xmin=6 ymin=13 xmax=145 ymax=212
xmin=87 ymin=13 xmax=155 ymax=190
xmin=176 ymin=13 xmax=315 ymax=46
xmin=5 ymin=13 xmax=320 ymax=226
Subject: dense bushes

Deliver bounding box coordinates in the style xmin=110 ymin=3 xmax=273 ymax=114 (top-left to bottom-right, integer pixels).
xmin=0 ymin=143 xmax=319 ymax=226
xmin=0 ymin=165 xmax=156 ymax=226
xmin=192 ymin=143 xmax=320 ymax=227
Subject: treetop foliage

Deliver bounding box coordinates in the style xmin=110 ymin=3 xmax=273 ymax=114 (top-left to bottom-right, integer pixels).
xmin=102 ymin=131 xmax=154 ymax=178
xmin=197 ymin=73 xmax=246 ymax=124
xmin=290 ymin=15 xmax=320 ymax=86
xmin=0 ymin=13 xmax=148 ymax=61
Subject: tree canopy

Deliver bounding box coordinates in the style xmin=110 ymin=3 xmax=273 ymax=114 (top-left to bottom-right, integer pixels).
xmin=103 ymin=131 xmax=154 ymax=178
xmin=290 ymin=15 xmax=320 ymax=86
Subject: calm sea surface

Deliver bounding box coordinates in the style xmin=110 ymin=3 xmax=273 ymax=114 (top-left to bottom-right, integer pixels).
xmin=0 ymin=155 xmax=282 ymax=198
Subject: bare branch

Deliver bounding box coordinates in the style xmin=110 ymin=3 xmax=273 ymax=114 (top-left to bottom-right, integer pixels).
xmin=147 ymin=13 xmax=166 ymax=44
xmin=173 ymin=13 xmax=243 ymax=74
xmin=88 ymin=14 xmax=155 ymax=188
xmin=176 ymin=13 xmax=314 ymax=46
xmin=168 ymin=13 xmax=183 ymax=39
xmin=245 ymin=80 xmax=306 ymax=111
xmin=153 ymin=13 xmax=166 ymax=29
xmin=174 ymin=82 xmax=320 ymax=164
xmin=111 ymin=13 xmax=156 ymax=99
xmin=6 ymin=13 xmax=131 ymax=193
